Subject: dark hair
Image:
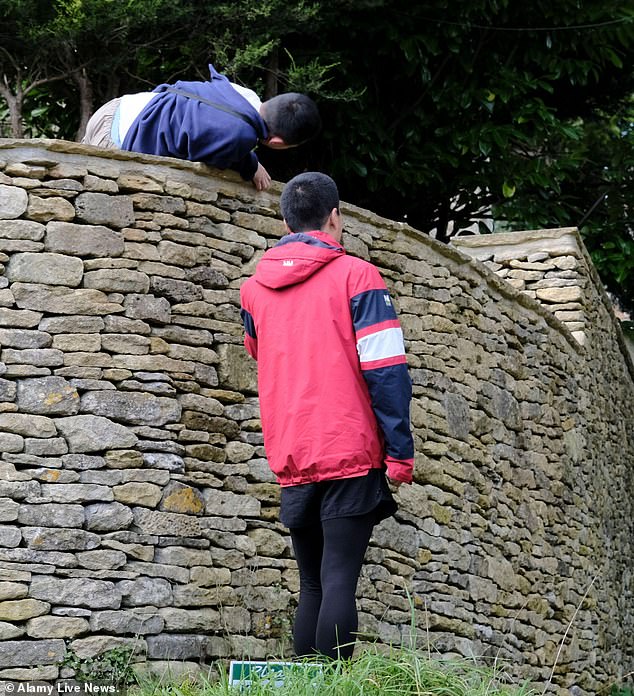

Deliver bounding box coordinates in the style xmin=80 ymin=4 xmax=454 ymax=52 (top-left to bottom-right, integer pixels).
xmin=280 ymin=172 xmax=339 ymax=233
xmin=261 ymin=93 xmax=321 ymax=145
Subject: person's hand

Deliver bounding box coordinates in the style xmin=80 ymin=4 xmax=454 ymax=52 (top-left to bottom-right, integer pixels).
xmin=388 ymin=479 xmax=403 ymax=492
xmin=252 ymin=162 xmax=272 ymax=191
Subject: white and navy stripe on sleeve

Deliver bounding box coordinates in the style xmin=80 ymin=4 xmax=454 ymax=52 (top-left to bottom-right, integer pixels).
xmin=351 ymin=288 xmax=414 ymax=462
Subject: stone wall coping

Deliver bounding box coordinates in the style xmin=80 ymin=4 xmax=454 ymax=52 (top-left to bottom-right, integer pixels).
xmin=453 ymin=227 xmax=634 ymax=384
xmin=0 ymin=137 xmax=623 ymax=367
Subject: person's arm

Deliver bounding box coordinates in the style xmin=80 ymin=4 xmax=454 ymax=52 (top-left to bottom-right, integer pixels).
xmin=350 ymin=271 xmax=414 ymax=483
xmin=240 ymin=307 xmax=258 ymax=360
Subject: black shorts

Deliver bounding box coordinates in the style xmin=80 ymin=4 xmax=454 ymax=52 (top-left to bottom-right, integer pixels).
xmin=279 ymin=468 xmax=397 ymax=529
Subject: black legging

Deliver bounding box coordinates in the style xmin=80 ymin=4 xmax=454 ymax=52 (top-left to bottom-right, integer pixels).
xmin=289 ymin=511 xmax=376 ymax=659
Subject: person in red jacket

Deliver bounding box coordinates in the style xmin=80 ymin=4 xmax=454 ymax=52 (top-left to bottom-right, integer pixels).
xmin=240 ymin=171 xmax=414 ymax=660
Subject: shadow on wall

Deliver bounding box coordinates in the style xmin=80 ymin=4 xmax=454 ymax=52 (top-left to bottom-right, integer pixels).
xmin=0 ymin=139 xmax=632 ymax=694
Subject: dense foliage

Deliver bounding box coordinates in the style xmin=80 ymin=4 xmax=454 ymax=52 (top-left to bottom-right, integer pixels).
xmin=1 ymin=0 xmax=632 ymax=307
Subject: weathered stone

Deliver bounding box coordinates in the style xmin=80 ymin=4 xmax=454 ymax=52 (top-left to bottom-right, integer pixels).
xmin=30 ymin=576 xmax=121 ymax=609
xmin=0 ymin=620 xmax=25 ymax=640
xmin=159 ymin=481 xmax=205 ymax=515
xmin=216 ymin=343 xmax=258 ymax=393
xmin=123 ymin=293 xmax=171 ymax=323
xmin=0 ymin=432 xmax=23 ymax=453
xmin=118 ymin=576 xmax=173 ymax=607
xmin=0 ymin=599 xmax=50 ymax=621
xmin=24 ymin=437 xmax=68 ymax=456
xmin=0 ymin=184 xmax=29 ymax=219
xmin=132 ymin=508 xmax=203 ymax=536
xmin=84 ymin=501 xmax=134 ymax=531
xmin=22 ymin=527 xmax=100 ymax=551
xmin=0 ymin=412 xmax=56 ymax=437
xmin=151 ymin=276 xmax=203 ymax=303
xmin=0 ymin=582 xmax=27 ymax=601
xmin=6 ymin=252 xmax=83 ymax=286
xmin=90 ymin=609 xmax=164 ymax=635
xmin=74 ymin=191 xmax=134 ymax=228
xmin=0 ymin=639 xmax=65 ymax=667
xmin=113 ymin=482 xmax=163 ymax=507
xmin=26 ymin=615 xmax=89 ymax=639
xmin=55 ymin=415 xmax=138 ymax=452
xmin=84 ymin=269 xmax=151 ymax=294
xmin=16 ymin=376 xmax=80 ymax=415
xmin=45 ymin=220 xmax=125 ymax=257
xmin=76 ymin=549 xmax=127 ymax=570
xmin=18 ymin=503 xmax=85 ymax=528
xmin=27 ymin=195 xmax=75 ymax=222
xmin=203 ymin=489 xmax=260 ymax=517
xmin=12 ymin=282 xmax=123 ymax=315
xmin=0 ymin=498 xmax=20 ymax=522
xmin=81 ymin=391 xmax=181 ymax=426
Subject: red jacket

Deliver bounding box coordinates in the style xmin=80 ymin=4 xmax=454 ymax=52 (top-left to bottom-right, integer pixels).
xmin=240 ymin=231 xmax=414 ymax=486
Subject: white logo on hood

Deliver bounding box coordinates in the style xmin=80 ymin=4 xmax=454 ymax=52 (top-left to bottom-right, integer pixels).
xmin=282 ymin=260 xmax=294 ymax=267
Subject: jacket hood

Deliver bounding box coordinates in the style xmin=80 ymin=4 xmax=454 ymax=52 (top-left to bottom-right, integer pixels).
xmin=254 ymin=231 xmax=345 ymax=289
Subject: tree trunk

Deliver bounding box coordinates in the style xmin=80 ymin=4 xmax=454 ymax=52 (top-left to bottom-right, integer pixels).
xmin=0 ymin=76 xmax=24 ymax=138
xmin=73 ymin=67 xmax=94 ymax=141
xmin=264 ymin=48 xmax=279 ymax=100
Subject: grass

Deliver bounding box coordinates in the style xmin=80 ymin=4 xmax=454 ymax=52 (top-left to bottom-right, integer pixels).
xmin=132 ymin=644 xmax=537 ymax=696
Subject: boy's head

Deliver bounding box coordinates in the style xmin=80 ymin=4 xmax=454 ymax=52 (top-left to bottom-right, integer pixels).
xmin=260 ymin=93 xmax=321 ymax=148
xmin=281 ymin=172 xmax=341 ymax=239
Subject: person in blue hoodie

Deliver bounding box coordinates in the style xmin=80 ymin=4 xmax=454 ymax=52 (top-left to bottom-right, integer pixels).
xmin=81 ymin=64 xmax=321 ymax=191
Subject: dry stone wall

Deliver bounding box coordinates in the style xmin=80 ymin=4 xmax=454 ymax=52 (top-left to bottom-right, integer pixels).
xmin=0 ymin=139 xmax=632 ymax=695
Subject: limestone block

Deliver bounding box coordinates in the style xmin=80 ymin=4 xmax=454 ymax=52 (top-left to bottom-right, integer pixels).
xmin=0 ymin=412 xmax=56 ymax=437
xmin=38 ymin=483 xmax=113 ymax=503
xmin=105 ymin=449 xmax=144 ymax=468
xmin=535 ymin=286 xmax=583 ymax=303
xmin=0 ymin=620 xmax=25 ymax=640
xmin=0 ymin=599 xmax=50 ymax=621
xmin=113 ymin=482 xmax=162 ymax=508
xmin=16 ymin=376 xmax=80 ymax=415
xmin=75 ymin=192 xmax=134 ymax=228
xmin=45 ymin=221 xmax=125 ymax=257
xmin=18 ymin=503 xmax=85 ymax=528
xmin=0 ymin=326 xmax=52 ymax=352
xmin=0 ymin=526 xmax=21 ymax=547
xmin=159 ymin=607 xmax=221 ymax=632
xmin=27 ymin=195 xmax=75 ymax=222
xmin=0 ymin=433 xmax=23 ymax=453
xmin=150 ymin=276 xmax=203 ymax=303
xmin=62 ymin=453 xmax=106 ymax=470
xmin=22 ymin=527 xmax=100 ymax=551
xmin=146 ymin=633 xmax=208 ymax=660
xmin=216 ymin=343 xmax=258 ymax=393
xmin=52 ymin=333 xmax=101 ymax=352
xmin=55 ymin=414 xmax=138 ymax=452
xmin=40 ymin=315 xmax=105 ymax=333
xmin=26 ymin=615 xmax=89 ymax=639
xmin=0 ymin=498 xmax=19 ymax=522
xmin=6 ymin=252 xmax=83 ymax=286
xmin=0 ymin=638 xmax=65 ymax=667
xmin=189 ymin=567 xmax=231 ymax=587
xmin=123 ymin=293 xmax=171 ymax=324
xmin=30 ymin=576 xmax=121 ymax=609
xmin=12 ymin=282 xmax=123 ymax=315
xmin=2 ymin=348 xmax=64 ymax=376
xmin=90 ymin=609 xmax=164 ymax=635
xmin=118 ymin=576 xmax=173 ymax=607
xmin=0 ymin=185 xmax=29 ymax=219
xmin=81 ymin=390 xmax=181 ymax=426
xmin=154 ymin=546 xmax=211 ymax=568
xmin=0 ymin=308 xmax=42 ymax=328
xmin=132 ymin=508 xmax=203 ymax=537
xmin=84 ymin=502 xmax=134 ymax=532
xmin=24 ymin=437 xmax=68 ymax=456
xmin=159 ymin=482 xmax=205 ymax=515
xmin=203 ymin=488 xmax=261 ymax=518
xmin=0 ymin=220 xmax=45 ymax=244
xmin=142 ymin=452 xmax=185 ymax=472
xmin=0 ymin=582 xmax=28 ymax=600
xmin=83 ymin=268 xmax=151 ymax=294
xmin=77 ymin=549 xmax=127 ymax=570
xmin=247 ymin=528 xmax=287 ymax=558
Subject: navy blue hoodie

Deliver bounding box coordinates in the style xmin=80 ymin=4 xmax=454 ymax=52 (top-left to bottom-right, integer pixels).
xmin=122 ymin=65 xmax=268 ymax=180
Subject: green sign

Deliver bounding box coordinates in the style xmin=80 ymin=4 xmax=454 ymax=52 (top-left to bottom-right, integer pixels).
xmin=228 ymin=661 xmax=322 ymax=689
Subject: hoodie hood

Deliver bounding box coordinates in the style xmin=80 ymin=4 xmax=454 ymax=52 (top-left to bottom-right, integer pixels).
xmin=254 ymin=231 xmax=345 ymax=289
